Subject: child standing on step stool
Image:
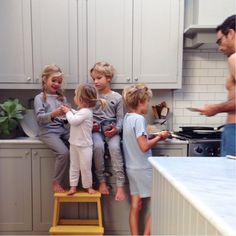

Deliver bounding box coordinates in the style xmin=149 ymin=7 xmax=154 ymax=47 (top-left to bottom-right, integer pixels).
xmin=61 ymin=84 xmax=106 ymax=195
xmin=122 ymin=84 xmax=171 ymax=235
xmin=90 ymin=62 xmax=126 ymax=201
xmin=34 ymin=64 xmax=70 ymax=193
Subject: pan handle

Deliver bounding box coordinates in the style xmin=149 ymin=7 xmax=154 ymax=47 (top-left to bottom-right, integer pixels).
xmin=216 ymin=125 xmax=224 ymax=130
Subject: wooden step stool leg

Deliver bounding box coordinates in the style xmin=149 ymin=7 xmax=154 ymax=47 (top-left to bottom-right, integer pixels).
xmin=52 ymin=196 xmax=60 ymax=227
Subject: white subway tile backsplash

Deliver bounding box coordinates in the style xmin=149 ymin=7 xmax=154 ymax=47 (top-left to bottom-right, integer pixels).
xmin=183 ymin=76 xmax=200 ymax=85
xmin=175 ymin=101 xmax=192 ymax=108
xmin=199 ymin=77 xmax=215 ymax=84
xmin=208 ymin=53 xmax=226 ymax=61
xmin=200 ymin=61 xmax=217 ymax=69
xmin=199 ymin=93 xmax=215 ymax=100
xmin=183 ymin=93 xmax=199 ymax=100
xmin=207 ymin=85 xmax=225 ymax=93
xmin=208 ymin=69 xmax=224 ymax=76
xmin=216 ymin=61 xmax=227 ymax=69
xmin=215 ymin=77 xmax=226 ymax=85
xmin=183 ymin=60 xmax=201 ymax=69
xmin=214 ymin=93 xmax=227 ymax=100
xmin=173 ymin=109 xmax=184 ymax=116
xmin=173 ymin=49 xmax=228 ymax=128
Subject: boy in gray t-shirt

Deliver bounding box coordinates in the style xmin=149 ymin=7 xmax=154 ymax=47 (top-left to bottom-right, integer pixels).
xmin=90 ymin=62 xmax=125 ymax=201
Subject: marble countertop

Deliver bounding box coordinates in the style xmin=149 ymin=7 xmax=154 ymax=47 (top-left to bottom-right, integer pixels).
xmin=148 ymin=157 xmax=236 ymax=235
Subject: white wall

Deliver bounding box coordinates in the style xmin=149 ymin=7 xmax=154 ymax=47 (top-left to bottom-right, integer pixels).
xmin=172 ymin=48 xmax=228 ymax=131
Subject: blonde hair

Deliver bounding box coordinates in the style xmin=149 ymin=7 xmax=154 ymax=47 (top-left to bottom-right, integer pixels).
xmin=41 ymin=64 xmax=65 ymax=102
xmin=75 ymin=83 xmax=107 ymax=109
xmin=122 ymin=84 xmax=152 ymax=110
xmin=90 ymin=61 xmax=115 ymax=79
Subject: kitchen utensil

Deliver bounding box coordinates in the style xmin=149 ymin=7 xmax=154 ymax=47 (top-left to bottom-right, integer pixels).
xmin=160 ymin=107 xmax=169 ymax=119
xmin=186 ymin=107 xmax=201 ymax=112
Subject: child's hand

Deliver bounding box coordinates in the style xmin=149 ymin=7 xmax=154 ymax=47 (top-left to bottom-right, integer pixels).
xmin=104 ymin=125 xmax=118 ymax=138
xmin=93 ymin=121 xmax=101 ymax=132
xmin=51 ymin=107 xmax=64 ymax=118
xmin=158 ymin=130 xmax=171 ymax=140
xmin=61 ymin=105 xmax=70 ymax=113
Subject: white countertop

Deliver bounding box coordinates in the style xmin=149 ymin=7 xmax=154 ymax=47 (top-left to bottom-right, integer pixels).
xmin=148 ymin=157 xmax=236 ymax=235
xmin=0 ymin=137 xmax=188 ymax=144
xmin=0 ymin=137 xmax=43 ymax=144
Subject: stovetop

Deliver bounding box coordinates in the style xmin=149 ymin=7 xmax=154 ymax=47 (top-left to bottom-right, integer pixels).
xmin=174 ymin=130 xmax=221 ymax=140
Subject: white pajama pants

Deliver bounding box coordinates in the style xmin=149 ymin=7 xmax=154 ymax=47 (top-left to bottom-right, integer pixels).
xmin=69 ymin=144 xmax=93 ymax=189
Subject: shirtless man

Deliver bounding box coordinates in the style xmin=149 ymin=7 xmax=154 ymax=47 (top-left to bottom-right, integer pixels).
xmin=197 ymin=15 xmax=236 ymax=156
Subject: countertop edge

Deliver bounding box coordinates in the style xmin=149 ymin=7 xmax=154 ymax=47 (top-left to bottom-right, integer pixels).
xmin=148 ymin=157 xmax=236 ymax=236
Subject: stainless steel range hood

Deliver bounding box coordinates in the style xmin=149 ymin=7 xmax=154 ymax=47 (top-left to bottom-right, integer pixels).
xmin=184 ymin=25 xmax=217 ymax=48
xmin=184 ymin=0 xmax=235 ymax=49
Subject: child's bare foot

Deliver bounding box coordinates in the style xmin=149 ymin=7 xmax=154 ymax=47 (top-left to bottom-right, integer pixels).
xmin=53 ymin=181 xmax=65 ymax=193
xmin=67 ymin=186 xmax=77 ymax=195
xmin=115 ymin=186 xmax=126 ymax=201
xmin=98 ymin=182 xmax=109 ymax=195
xmin=87 ymin=187 xmax=97 ymax=194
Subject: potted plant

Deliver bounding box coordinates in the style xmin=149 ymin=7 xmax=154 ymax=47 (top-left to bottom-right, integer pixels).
xmin=0 ymin=98 xmax=26 ymax=138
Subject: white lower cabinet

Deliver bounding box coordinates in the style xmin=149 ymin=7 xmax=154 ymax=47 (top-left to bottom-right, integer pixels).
xmin=0 ymin=141 xmax=187 ymax=234
xmin=152 ymin=143 xmax=188 ymax=157
xmin=0 ymin=148 xmax=32 ymax=231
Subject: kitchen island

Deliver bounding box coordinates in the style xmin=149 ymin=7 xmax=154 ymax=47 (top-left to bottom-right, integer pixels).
xmin=148 ymin=157 xmax=236 ymax=235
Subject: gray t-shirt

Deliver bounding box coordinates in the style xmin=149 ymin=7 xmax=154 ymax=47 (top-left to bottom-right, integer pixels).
xmin=123 ymin=112 xmax=152 ymax=170
xmin=93 ymin=91 xmax=123 ymax=132
xmin=34 ymin=92 xmax=68 ymax=133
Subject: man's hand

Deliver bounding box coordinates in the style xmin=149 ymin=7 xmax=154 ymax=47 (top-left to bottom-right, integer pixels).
xmin=198 ymin=104 xmax=219 ymax=117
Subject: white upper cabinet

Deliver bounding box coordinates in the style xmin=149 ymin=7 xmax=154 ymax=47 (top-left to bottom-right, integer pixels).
xmin=31 ymin=0 xmax=79 ymax=85
xmin=0 ymin=0 xmax=85 ymax=89
xmin=0 ymin=0 xmax=33 ymax=85
xmin=87 ymin=0 xmax=184 ymax=89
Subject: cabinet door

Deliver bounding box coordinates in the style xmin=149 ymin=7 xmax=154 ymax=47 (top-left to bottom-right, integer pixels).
xmin=31 ymin=0 xmax=81 ymax=85
xmin=133 ymin=0 xmax=184 ymax=88
xmin=0 ymin=0 xmax=33 ymax=84
xmin=0 ymin=149 xmax=32 ymax=231
xmin=32 ymin=149 xmax=55 ymax=231
xmin=152 ymin=144 xmax=188 ymax=157
xmin=87 ymin=0 xmax=133 ymax=84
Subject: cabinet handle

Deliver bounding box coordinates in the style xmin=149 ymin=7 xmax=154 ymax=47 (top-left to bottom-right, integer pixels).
xmin=27 ymin=77 xmax=31 ymax=82
xmin=134 ymin=77 xmax=138 ymax=82
xmin=25 ymin=151 xmax=30 ymax=156
xmin=33 ymin=151 xmax=38 ymax=156
xmin=35 ymin=77 xmax=40 ymax=83
xmin=126 ymin=77 xmax=131 ymax=82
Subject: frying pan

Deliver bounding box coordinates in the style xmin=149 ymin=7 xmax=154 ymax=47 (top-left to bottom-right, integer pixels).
xmin=180 ymin=125 xmax=224 ymax=132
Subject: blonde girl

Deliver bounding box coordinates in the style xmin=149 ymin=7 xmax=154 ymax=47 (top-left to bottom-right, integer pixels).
xmin=61 ymin=83 xmax=106 ymax=195
xmin=34 ymin=64 xmax=70 ymax=193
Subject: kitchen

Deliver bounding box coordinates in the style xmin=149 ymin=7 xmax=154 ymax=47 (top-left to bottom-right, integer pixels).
xmin=0 ymin=0 xmax=235 ymax=235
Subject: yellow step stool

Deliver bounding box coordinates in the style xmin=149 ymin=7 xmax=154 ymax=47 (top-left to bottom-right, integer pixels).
xmin=49 ymin=191 xmax=104 ymax=235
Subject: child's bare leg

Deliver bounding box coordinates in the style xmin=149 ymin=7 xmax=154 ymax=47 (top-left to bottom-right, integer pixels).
xmin=67 ymin=186 xmax=77 ymax=195
xmin=115 ymin=186 xmax=126 ymax=201
xmin=129 ymin=195 xmax=142 ymax=235
xmin=53 ymin=181 xmax=65 ymax=193
xmin=98 ymin=182 xmax=109 ymax=194
xmin=143 ymin=213 xmax=151 ymax=236
xmin=87 ymin=187 xmax=97 ymax=194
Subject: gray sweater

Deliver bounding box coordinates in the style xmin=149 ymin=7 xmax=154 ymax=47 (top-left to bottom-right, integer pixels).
xmin=93 ymin=91 xmax=123 ymax=132
xmin=34 ymin=92 xmax=68 ymax=133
